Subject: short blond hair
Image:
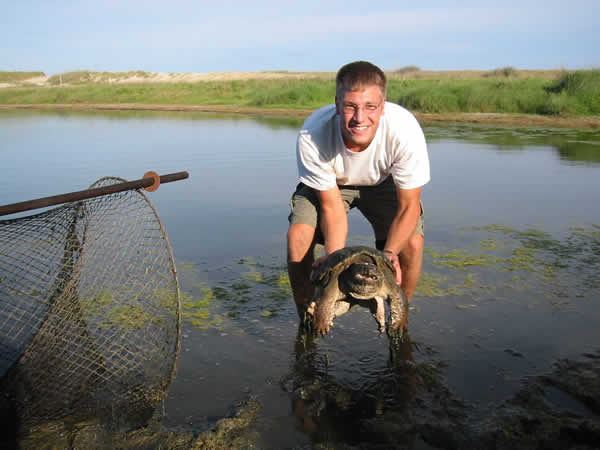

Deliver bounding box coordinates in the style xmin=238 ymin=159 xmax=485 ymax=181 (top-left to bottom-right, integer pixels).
xmin=335 ymin=61 xmax=387 ymax=98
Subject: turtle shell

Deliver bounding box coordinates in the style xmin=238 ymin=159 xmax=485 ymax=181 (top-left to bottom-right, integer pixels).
xmin=311 ymin=246 xmax=396 ymax=284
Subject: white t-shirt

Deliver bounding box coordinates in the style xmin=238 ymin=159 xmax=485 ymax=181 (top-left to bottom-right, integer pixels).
xmin=296 ymin=102 xmax=430 ymax=191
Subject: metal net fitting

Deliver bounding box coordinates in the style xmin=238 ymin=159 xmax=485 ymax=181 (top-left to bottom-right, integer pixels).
xmin=0 ymin=176 xmax=182 ymax=433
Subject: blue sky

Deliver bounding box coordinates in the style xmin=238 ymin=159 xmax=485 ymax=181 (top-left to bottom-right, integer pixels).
xmin=2 ymin=1 xmax=598 ymax=75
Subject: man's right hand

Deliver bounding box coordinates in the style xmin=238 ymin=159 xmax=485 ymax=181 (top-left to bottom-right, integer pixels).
xmin=309 ymin=254 xmax=328 ymax=284
xmin=383 ymin=250 xmax=402 ymax=286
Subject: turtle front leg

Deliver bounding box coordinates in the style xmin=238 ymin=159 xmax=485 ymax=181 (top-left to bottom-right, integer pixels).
xmin=307 ymin=298 xmax=351 ymax=317
xmin=333 ymin=299 xmax=353 ymax=318
xmin=311 ymin=282 xmax=343 ymax=337
xmin=305 ymin=298 xmax=350 ymax=333
xmin=361 ymin=297 xmax=386 ymax=333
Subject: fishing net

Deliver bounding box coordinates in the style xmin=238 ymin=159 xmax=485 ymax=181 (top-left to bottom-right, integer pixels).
xmin=0 ymin=177 xmax=181 ymax=432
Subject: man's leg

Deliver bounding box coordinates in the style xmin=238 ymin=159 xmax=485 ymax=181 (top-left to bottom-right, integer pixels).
xmin=287 ymin=223 xmax=317 ymax=318
xmin=397 ymin=233 xmax=424 ymax=302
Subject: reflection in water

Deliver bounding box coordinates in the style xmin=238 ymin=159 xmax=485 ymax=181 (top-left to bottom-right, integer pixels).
xmin=285 ymin=327 xmax=417 ymax=446
xmin=426 ymin=124 xmax=600 ymax=164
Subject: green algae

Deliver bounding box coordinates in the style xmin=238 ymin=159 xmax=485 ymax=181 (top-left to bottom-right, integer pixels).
xmin=81 ymin=286 xmax=178 ymax=329
xmin=242 ymin=269 xmax=263 ymax=283
xmin=180 ymin=283 xmax=225 ymax=329
xmin=480 ymin=239 xmax=499 ymax=251
xmin=426 ymin=248 xmax=499 ymax=270
xmin=414 ymin=272 xmax=449 ymax=297
xmin=417 ymin=224 xmax=600 ymax=304
xmin=154 ymin=288 xmax=178 ymax=313
xmin=176 ymin=258 xmax=294 ymax=329
xmin=104 ymin=304 xmax=154 ymax=329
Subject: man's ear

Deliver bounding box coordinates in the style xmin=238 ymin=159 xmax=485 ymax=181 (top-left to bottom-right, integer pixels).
xmin=335 ymin=95 xmax=341 ymax=115
xmin=381 ymin=97 xmax=386 ymax=115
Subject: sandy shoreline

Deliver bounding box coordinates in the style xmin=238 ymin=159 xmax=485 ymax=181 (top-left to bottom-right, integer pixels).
xmin=1 ymin=103 xmax=599 ymax=129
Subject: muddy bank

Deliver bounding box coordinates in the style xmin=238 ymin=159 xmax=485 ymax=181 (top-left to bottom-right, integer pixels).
xmin=10 ymin=397 xmax=261 ymax=449
xmin=1 ymin=104 xmax=599 ymax=129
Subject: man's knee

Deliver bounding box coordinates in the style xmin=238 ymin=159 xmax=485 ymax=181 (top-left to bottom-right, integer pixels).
xmin=407 ymin=233 xmax=424 ymax=254
xmin=399 ymin=233 xmax=424 ymax=262
xmin=287 ymin=223 xmax=317 ymax=263
xmin=376 ymin=233 xmax=423 ymax=256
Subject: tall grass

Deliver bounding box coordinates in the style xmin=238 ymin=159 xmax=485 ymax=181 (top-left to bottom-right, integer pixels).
xmin=388 ymin=70 xmax=600 ymax=116
xmin=1 ymin=70 xmax=598 ymax=117
xmin=542 ymin=70 xmax=600 ymax=115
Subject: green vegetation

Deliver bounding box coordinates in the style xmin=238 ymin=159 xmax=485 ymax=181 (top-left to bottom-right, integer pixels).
xmin=1 ymin=69 xmax=599 ymax=117
xmin=543 ymin=70 xmax=600 ymax=115
xmin=0 ymin=71 xmax=45 ymax=83
xmin=389 ymin=70 xmax=600 ymax=116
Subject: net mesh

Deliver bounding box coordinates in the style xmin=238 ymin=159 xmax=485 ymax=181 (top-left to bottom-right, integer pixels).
xmin=0 ymin=177 xmax=181 ymax=430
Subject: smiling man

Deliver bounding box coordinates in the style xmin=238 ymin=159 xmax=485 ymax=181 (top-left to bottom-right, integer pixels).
xmin=287 ymin=61 xmax=431 ymax=321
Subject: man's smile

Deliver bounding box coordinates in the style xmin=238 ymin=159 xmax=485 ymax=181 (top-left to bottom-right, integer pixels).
xmin=336 ymin=85 xmax=385 ymax=152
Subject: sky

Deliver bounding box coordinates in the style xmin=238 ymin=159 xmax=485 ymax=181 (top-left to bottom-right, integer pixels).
xmin=2 ymin=0 xmax=599 ymax=75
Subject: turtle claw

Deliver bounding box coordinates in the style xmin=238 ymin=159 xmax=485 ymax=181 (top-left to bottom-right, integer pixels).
xmin=387 ymin=322 xmax=406 ymax=348
xmin=314 ymin=320 xmax=333 ymax=337
xmin=296 ymin=303 xmax=315 ymax=333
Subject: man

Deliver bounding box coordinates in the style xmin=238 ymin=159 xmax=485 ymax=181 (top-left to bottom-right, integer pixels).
xmin=287 ymin=61 xmax=430 ymax=320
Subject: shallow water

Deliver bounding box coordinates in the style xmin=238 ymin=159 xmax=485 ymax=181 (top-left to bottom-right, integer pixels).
xmin=1 ymin=109 xmax=599 ymax=447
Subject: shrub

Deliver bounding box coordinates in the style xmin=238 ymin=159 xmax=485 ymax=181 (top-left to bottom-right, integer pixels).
xmin=544 ymin=70 xmax=600 ymax=114
xmin=484 ymin=66 xmax=518 ymax=78
xmin=394 ymin=65 xmax=421 ymax=74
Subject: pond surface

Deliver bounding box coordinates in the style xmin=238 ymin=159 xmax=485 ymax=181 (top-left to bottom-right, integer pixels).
xmin=1 ymin=109 xmax=599 ymax=448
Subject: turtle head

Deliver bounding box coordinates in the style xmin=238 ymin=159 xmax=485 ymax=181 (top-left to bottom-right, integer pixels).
xmin=338 ymin=260 xmax=383 ymax=299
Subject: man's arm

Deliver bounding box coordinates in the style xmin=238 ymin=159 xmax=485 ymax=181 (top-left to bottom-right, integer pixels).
xmin=316 ymin=187 xmax=347 ymax=255
xmin=383 ymin=187 xmax=422 ymax=283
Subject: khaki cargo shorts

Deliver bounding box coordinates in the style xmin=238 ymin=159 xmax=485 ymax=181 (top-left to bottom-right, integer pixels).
xmin=288 ymin=176 xmax=424 ymax=247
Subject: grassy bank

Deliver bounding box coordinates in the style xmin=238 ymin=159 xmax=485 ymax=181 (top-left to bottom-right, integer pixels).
xmin=1 ymin=70 xmax=599 ymax=117
xmin=389 ymin=70 xmax=600 ymax=116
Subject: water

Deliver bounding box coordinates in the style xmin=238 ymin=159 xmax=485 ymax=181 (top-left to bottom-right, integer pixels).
xmin=1 ymin=109 xmax=599 ymax=447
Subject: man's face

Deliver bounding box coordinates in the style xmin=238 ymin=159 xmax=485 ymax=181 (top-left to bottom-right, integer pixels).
xmin=336 ymin=84 xmax=385 ymax=152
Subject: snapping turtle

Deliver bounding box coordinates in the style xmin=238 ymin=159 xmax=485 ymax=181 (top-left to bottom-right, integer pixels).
xmin=306 ymin=246 xmax=408 ymax=338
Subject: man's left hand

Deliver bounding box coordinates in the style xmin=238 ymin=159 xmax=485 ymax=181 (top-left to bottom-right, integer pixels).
xmin=384 ymin=250 xmax=402 ymax=286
